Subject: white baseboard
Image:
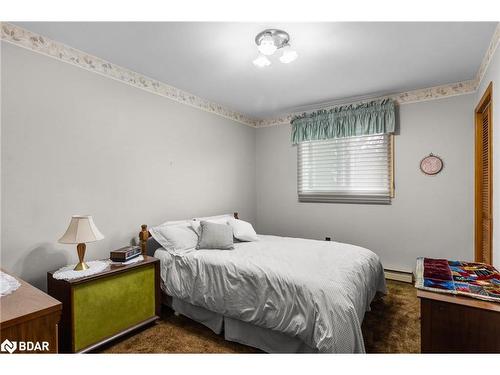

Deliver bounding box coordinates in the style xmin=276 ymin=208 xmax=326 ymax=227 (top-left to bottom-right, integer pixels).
xmin=384 ymin=269 xmax=414 ymax=284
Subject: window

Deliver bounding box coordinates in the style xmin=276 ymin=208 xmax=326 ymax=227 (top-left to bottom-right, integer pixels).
xmin=297 ymin=134 xmax=394 ymax=204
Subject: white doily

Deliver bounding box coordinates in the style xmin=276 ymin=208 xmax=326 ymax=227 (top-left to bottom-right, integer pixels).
xmin=0 ymin=271 xmax=21 ymax=297
xmin=52 ymin=260 xmax=109 ymax=280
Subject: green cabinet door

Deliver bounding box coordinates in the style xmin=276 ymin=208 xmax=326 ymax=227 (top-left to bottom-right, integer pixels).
xmin=72 ymin=266 xmax=155 ymax=352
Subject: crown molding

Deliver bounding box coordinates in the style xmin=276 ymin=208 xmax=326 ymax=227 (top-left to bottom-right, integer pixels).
xmin=0 ymin=22 xmax=258 ymax=127
xmin=2 ymin=22 xmax=498 ymax=129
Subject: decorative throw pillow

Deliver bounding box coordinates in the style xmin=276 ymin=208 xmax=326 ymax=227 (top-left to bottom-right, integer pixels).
xmin=191 ymin=217 xmax=230 ymax=236
xmin=228 ymin=218 xmax=259 ymax=242
xmin=150 ymin=223 xmax=198 ymax=252
xmin=196 ymin=221 xmax=234 ymax=250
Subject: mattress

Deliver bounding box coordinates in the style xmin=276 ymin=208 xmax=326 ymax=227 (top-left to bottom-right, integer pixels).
xmin=154 ymin=234 xmax=386 ymax=353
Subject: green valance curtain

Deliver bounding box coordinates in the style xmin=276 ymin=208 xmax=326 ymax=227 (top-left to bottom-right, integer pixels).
xmin=290 ymin=98 xmax=396 ymax=144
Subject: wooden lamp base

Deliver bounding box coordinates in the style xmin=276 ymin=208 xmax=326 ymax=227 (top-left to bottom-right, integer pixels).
xmin=74 ymin=243 xmax=89 ymax=271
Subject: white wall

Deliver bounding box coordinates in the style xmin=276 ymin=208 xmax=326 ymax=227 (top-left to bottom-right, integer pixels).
xmin=256 ymin=94 xmax=475 ymax=272
xmin=1 ymin=38 xmax=489 ymax=290
xmin=1 ymin=43 xmax=256 ymax=289
xmin=475 ymin=44 xmax=500 ymax=268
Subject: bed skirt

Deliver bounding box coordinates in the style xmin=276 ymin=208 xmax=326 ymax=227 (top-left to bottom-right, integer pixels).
xmin=164 ymin=296 xmax=317 ymax=353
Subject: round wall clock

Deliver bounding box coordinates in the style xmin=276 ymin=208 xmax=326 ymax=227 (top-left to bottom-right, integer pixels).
xmin=420 ymin=153 xmax=443 ymax=175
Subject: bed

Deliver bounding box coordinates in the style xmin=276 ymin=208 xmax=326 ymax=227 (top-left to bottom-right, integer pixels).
xmin=140 ymin=213 xmax=386 ymax=353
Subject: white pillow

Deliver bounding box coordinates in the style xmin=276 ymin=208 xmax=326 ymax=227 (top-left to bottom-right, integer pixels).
xmin=157 ymin=219 xmax=191 ymax=227
xmin=193 ymin=214 xmax=232 ymax=222
xmin=150 ymin=223 xmax=198 ymax=252
xmin=228 ymin=218 xmax=259 ymax=242
xmin=191 ymin=217 xmax=230 ymax=236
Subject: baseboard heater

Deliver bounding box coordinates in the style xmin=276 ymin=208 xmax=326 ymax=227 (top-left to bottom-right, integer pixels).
xmin=384 ymin=269 xmax=414 ymax=284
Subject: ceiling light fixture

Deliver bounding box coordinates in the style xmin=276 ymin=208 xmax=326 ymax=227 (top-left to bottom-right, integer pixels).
xmin=257 ymin=34 xmax=278 ymax=56
xmin=253 ymin=54 xmax=271 ymax=68
xmin=253 ymin=29 xmax=298 ymax=67
xmin=279 ymin=45 xmax=298 ymax=64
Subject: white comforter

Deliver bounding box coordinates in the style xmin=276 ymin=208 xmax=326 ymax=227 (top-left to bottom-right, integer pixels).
xmin=155 ymin=235 xmax=386 ymax=353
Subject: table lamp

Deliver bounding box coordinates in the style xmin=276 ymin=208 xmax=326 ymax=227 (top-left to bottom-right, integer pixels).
xmin=58 ymin=215 xmax=104 ymax=271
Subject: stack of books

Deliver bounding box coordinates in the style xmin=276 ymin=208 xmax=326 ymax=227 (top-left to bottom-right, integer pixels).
xmin=110 ymin=246 xmax=142 ymax=263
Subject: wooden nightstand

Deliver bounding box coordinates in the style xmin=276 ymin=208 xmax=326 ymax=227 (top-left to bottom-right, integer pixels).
xmin=0 ymin=271 xmax=62 ymax=353
xmin=47 ymin=255 xmax=160 ymax=353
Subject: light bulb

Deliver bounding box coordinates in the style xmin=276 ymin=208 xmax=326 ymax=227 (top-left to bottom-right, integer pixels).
xmin=280 ymin=46 xmax=298 ymax=64
xmin=253 ymin=54 xmax=271 ymax=67
xmin=257 ymin=35 xmax=277 ymax=56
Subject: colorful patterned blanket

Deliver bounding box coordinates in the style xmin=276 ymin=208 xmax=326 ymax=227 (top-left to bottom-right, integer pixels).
xmin=415 ymin=257 xmax=500 ymax=303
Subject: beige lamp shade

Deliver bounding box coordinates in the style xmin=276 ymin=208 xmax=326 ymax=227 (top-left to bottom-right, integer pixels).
xmin=58 ymin=215 xmax=104 ymax=244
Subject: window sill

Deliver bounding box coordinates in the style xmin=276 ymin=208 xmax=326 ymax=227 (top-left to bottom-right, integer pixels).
xmin=298 ymin=196 xmax=392 ymax=205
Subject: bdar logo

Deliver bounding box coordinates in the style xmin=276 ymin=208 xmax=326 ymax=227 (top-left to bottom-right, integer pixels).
xmin=1 ymin=339 xmax=17 ymax=354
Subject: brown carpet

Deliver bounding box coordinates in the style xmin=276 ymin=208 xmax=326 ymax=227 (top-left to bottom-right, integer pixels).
xmin=362 ymin=280 xmax=420 ymax=353
xmin=101 ymin=280 xmax=420 ymax=353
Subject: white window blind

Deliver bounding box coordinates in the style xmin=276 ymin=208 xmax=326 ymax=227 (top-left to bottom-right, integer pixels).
xmin=297 ymin=134 xmax=393 ymax=204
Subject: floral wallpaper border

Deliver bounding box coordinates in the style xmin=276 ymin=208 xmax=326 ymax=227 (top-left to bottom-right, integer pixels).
xmin=0 ymin=22 xmax=258 ymax=127
xmin=2 ymin=22 xmax=498 ymax=128
xmin=256 ymin=79 xmax=479 ymax=127
xmin=475 ymin=22 xmax=500 ymax=86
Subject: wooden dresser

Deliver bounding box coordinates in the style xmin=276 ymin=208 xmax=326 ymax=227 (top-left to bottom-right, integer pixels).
xmin=47 ymin=256 xmax=160 ymax=353
xmin=418 ymin=289 xmax=500 ymax=353
xmin=0 ymin=271 xmax=62 ymax=353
